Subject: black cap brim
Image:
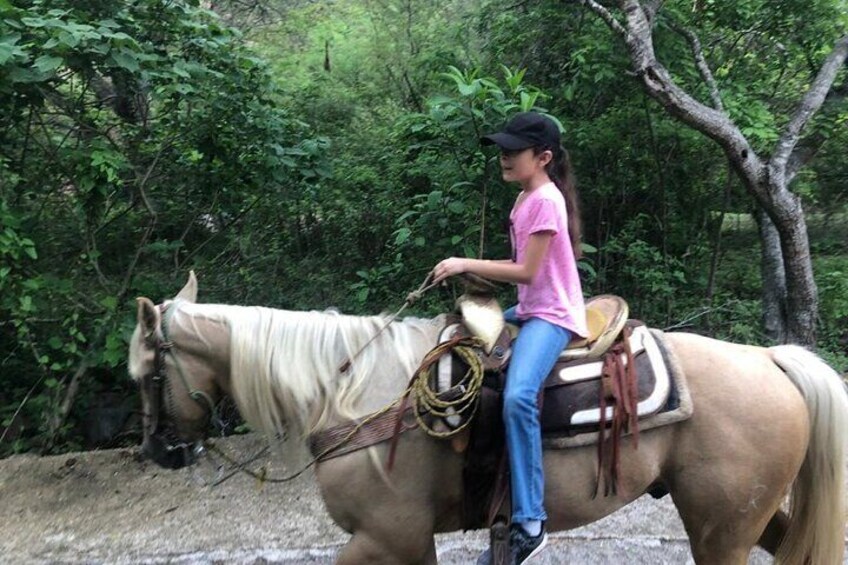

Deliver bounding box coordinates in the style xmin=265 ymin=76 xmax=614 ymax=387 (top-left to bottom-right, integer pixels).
xmin=481 ymin=132 xmax=534 ymax=151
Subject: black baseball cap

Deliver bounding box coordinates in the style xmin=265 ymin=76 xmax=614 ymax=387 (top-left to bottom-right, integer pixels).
xmin=481 ymin=112 xmax=561 ymax=151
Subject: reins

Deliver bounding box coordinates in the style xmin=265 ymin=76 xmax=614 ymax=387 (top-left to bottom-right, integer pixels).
xmin=197 ymin=272 xmax=485 ymax=486
xmin=338 ymin=272 xmax=440 ymax=373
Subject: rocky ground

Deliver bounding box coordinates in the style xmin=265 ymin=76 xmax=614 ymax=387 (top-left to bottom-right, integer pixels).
xmin=0 ymin=433 xmax=830 ymax=564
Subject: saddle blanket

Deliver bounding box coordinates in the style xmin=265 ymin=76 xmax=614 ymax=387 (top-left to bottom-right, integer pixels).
xmin=543 ymin=328 xmax=693 ymax=449
xmin=435 ymin=324 xmax=693 ymax=447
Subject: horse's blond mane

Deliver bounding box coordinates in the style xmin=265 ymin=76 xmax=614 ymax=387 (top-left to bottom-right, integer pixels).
xmin=171 ymin=301 xmax=440 ymax=442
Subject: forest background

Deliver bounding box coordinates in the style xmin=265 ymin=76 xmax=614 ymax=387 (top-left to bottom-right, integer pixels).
xmin=1 ymin=0 xmax=846 ymax=457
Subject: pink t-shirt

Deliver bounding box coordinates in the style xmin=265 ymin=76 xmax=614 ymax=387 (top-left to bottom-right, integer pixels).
xmin=510 ymin=182 xmax=588 ymax=337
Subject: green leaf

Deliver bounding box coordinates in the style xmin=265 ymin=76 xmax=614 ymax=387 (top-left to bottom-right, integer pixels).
xmin=356 ymin=287 xmax=368 ymax=302
xmin=426 ymin=190 xmax=442 ymax=208
xmin=34 ymin=55 xmax=63 ymax=73
xmin=110 ymin=50 xmax=139 ymax=72
xmin=58 ymin=31 xmax=80 ymax=49
xmin=7 ymin=67 xmax=41 ymax=83
xmin=21 ymin=17 xmax=48 ymax=28
xmin=458 ymin=82 xmax=477 ymax=96
xmin=447 ymin=201 xmax=465 ymax=214
xmin=0 ymin=43 xmax=13 ymax=65
xmin=0 ymin=33 xmax=21 ymax=65
xmin=394 ymin=227 xmax=411 ymax=245
xmin=520 ymin=91 xmax=539 ymax=112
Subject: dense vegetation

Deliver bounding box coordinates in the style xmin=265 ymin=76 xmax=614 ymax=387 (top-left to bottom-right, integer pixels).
xmin=1 ymin=0 xmax=846 ymax=456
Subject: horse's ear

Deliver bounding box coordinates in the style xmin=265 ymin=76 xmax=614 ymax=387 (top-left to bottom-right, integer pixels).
xmin=136 ymin=297 xmax=160 ymax=340
xmin=175 ymin=270 xmax=198 ymax=303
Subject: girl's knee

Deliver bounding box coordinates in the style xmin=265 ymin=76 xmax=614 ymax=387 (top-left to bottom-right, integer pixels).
xmin=502 ymin=388 xmax=538 ymax=419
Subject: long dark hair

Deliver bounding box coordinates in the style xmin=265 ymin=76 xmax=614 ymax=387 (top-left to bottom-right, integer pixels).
xmin=535 ymin=144 xmax=582 ymax=259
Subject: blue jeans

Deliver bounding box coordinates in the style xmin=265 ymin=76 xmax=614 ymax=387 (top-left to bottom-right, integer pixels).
xmin=503 ymin=306 xmax=571 ymax=523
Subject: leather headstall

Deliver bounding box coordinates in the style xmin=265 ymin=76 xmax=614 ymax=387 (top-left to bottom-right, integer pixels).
xmin=141 ymin=302 xmax=213 ymax=457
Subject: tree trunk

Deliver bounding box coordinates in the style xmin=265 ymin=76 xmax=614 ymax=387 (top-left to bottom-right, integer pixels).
xmin=755 ymin=207 xmax=787 ymax=342
xmin=771 ymin=190 xmax=818 ymax=346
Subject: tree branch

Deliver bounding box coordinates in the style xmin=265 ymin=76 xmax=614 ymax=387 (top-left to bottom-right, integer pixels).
xmin=577 ymin=0 xmax=628 ymax=37
xmin=666 ymin=18 xmax=724 ymax=111
xmin=45 ymin=140 xmax=167 ymax=449
xmin=785 ymin=73 xmax=844 ymax=181
xmin=590 ymin=0 xmax=766 ymax=196
xmin=772 ymin=34 xmax=848 ymax=172
xmin=642 ymin=0 xmax=664 ymax=26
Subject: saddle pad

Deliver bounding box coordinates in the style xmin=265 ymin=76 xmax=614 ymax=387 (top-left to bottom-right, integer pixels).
xmin=543 ymin=329 xmax=693 ymax=449
xmin=541 ymin=324 xmax=669 ymax=430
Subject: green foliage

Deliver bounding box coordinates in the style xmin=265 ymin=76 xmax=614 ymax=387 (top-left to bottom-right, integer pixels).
xmin=2 ymin=0 xmax=846 ymax=456
xmin=0 ymin=0 xmax=317 ymax=455
xmin=365 ymin=66 xmax=559 ymax=310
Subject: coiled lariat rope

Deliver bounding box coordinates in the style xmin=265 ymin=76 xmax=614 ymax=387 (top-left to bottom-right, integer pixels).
xmin=408 ymin=336 xmax=486 ymax=438
xmin=205 ymin=273 xmax=487 ymax=486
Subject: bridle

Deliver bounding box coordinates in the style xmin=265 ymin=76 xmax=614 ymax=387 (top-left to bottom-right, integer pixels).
xmin=141 ymin=302 xmax=219 ymax=462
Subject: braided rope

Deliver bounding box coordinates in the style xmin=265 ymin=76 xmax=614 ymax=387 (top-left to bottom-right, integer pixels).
xmin=409 ymin=336 xmax=486 ymax=438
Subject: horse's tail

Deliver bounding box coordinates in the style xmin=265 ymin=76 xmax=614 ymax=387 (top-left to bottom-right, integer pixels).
xmin=769 ymin=345 xmax=848 ymax=565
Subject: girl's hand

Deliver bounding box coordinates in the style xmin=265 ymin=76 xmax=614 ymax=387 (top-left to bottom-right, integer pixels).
xmin=432 ymin=257 xmax=468 ymax=284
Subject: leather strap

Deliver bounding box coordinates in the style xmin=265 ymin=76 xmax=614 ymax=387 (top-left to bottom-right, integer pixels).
xmin=594 ymin=325 xmax=639 ymax=497
xmin=308 ymin=405 xmax=418 ymax=461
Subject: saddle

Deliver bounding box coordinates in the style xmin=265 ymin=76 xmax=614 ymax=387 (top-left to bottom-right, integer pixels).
xmin=444 ymin=294 xmax=682 ymax=531
xmin=455 ymin=293 xmax=628 ymax=362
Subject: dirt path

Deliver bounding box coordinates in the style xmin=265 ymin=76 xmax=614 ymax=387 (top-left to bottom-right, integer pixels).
xmin=0 ymin=433 xmax=815 ymax=563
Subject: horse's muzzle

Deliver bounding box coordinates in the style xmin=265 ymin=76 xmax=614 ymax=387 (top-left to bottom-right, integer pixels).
xmin=141 ymin=434 xmax=199 ymax=469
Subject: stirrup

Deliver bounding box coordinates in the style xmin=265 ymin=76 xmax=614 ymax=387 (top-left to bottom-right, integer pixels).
xmin=490 ymin=517 xmax=510 ymax=565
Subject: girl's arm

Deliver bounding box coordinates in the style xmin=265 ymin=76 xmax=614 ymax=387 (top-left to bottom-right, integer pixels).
xmin=433 ymin=231 xmax=553 ymax=285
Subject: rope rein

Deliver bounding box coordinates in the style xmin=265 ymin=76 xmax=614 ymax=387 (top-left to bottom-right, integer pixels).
xmin=338 ymin=272 xmax=440 ymax=373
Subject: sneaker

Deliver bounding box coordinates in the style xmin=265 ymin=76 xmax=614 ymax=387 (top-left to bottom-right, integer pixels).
xmin=476 ymin=524 xmax=548 ymax=565
xmin=509 ymin=524 xmax=548 ymax=564
xmin=476 ymin=547 xmax=493 ymax=565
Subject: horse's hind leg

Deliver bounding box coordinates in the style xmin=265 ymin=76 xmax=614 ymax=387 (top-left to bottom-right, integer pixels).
xmin=673 ymin=490 xmax=782 ymax=565
xmin=336 ymin=531 xmax=437 ymax=565
xmin=757 ymin=510 xmax=789 ymax=556
xmin=670 ymin=455 xmax=799 ymax=565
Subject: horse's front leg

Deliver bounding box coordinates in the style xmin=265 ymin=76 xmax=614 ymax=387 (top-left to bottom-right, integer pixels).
xmin=318 ymin=434 xmax=461 ymax=565
xmin=336 ymin=530 xmax=437 ymax=565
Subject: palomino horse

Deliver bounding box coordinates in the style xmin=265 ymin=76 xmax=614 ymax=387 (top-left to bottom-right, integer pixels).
xmin=128 ymin=272 xmax=847 ymax=564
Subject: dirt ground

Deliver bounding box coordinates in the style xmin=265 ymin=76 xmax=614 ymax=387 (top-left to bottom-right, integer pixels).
xmin=0 ymin=433 xmax=833 ymax=564
xmin=0 ymin=434 xmax=349 ymax=563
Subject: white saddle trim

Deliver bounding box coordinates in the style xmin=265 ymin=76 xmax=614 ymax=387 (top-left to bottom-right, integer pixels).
xmin=437 ymin=324 xmax=463 ymax=428
xmin=570 ymin=325 xmax=670 ymax=426
xmin=556 ymin=328 xmax=647 ymax=385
